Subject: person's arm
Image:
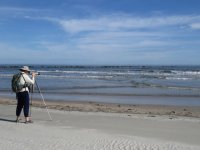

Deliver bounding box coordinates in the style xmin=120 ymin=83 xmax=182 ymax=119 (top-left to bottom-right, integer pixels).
xmin=22 ymin=73 xmax=35 ymax=85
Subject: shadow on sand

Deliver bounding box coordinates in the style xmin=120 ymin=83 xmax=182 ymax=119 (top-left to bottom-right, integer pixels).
xmin=0 ymin=118 xmax=16 ymax=123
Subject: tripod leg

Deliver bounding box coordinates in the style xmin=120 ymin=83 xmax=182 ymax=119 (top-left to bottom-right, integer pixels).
xmin=35 ymin=80 xmax=52 ymax=121
xmin=29 ymin=84 xmax=34 ymax=117
xmin=29 ymin=92 xmax=32 ymax=117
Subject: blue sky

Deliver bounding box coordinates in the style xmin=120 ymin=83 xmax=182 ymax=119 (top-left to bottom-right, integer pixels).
xmin=0 ymin=0 xmax=200 ymax=65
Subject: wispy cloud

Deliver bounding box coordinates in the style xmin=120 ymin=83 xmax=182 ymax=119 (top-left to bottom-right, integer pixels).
xmin=0 ymin=6 xmax=51 ymax=19
xmin=190 ymin=23 xmax=200 ymax=29
xmin=54 ymin=15 xmax=200 ymax=33
xmin=30 ymin=14 xmax=200 ymax=58
xmin=10 ymin=7 xmax=200 ymax=33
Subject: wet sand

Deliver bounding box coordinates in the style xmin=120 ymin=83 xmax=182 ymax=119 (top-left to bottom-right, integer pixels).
xmin=1 ymin=97 xmax=200 ymax=118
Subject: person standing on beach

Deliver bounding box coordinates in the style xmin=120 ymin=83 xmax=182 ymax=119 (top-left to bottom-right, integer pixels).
xmin=15 ymin=66 xmax=36 ymax=124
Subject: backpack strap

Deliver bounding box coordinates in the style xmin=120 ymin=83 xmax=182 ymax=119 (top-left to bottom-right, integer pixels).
xmin=21 ymin=73 xmax=28 ymax=91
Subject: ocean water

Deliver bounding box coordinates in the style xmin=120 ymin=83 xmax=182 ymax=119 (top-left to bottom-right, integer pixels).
xmin=0 ymin=65 xmax=200 ymax=106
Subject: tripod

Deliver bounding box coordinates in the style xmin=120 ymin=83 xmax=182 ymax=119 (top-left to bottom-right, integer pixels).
xmin=30 ymin=79 xmax=52 ymax=121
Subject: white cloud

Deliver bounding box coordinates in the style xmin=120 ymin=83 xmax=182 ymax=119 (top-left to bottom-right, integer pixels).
xmin=59 ymin=19 xmax=105 ymax=33
xmin=190 ymin=23 xmax=200 ymax=29
xmin=55 ymin=15 xmax=200 ymax=33
xmin=0 ymin=6 xmax=51 ymax=19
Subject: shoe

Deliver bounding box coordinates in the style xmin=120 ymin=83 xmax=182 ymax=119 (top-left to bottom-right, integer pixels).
xmin=25 ymin=120 xmax=34 ymax=124
xmin=15 ymin=119 xmax=19 ymax=123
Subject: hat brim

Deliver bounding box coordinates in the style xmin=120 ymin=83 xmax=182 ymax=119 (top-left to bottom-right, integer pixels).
xmin=19 ymin=68 xmax=30 ymax=72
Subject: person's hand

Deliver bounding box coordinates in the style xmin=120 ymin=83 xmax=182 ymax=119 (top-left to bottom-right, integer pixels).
xmin=32 ymin=72 xmax=36 ymax=77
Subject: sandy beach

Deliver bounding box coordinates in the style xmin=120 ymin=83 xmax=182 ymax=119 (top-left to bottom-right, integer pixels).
xmin=0 ymin=98 xmax=200 ymax=150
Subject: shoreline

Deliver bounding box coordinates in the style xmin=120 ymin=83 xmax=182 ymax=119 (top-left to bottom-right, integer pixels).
xmin=1 ymin=91 xmax=200 ymax=107
xmin=1 ymin=97 xmax=200 ymax=118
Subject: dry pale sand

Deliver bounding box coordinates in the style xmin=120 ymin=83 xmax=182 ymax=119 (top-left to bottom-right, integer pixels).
xmin=0 ymin=98 xmax=200 ymax=150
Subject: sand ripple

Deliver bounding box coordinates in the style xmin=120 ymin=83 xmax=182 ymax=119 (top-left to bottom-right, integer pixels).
xmin=0 ymin=121 xmax=199 ymax=150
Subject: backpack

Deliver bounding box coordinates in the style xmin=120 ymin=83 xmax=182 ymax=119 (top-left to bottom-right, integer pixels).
xmin=11 ymin=73 xmax=24 ymax=93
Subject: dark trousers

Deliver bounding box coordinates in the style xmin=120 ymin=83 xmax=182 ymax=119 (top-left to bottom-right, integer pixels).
xmin=16 ymin=91 xmax=30 ymax=117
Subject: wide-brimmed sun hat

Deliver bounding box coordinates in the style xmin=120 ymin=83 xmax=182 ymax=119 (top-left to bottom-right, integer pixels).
xmin=19 ymin=66 xmax=30 ymax=72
